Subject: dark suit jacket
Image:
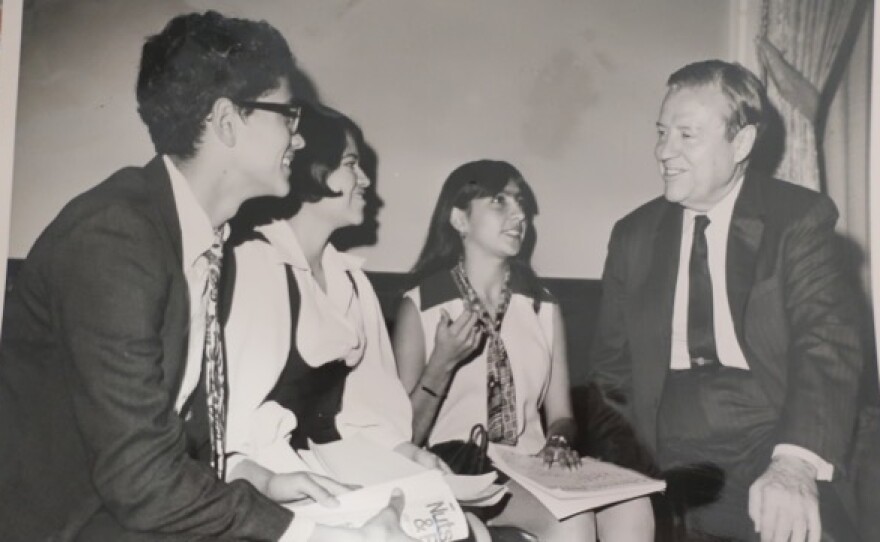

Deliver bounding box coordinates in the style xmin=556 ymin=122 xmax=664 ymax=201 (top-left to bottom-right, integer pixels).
xmin=587 ymin=172 xmax=863 ymax=475
xmin=0 ymin=157 xmax=292 ymax=541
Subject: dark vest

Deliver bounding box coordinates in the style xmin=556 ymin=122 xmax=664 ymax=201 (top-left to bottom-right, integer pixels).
xmin=264 ymin=265 xmax=356 ymax=450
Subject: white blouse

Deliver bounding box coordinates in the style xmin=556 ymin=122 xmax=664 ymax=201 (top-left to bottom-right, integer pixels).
xmin=224 ymin=220 xmax=412 ymax=474
xmin=405 ymin=283 xmax=555 ymax=455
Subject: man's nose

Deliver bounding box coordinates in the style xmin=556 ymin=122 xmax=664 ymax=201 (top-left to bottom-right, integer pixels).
xmin=290 ymin=133 xmax=305 ymax=150
xmin=655 ymin=135 xmax=677 ymax=161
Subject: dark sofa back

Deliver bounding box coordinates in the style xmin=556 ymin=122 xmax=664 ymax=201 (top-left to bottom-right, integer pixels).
xmin=3 ymin=259 xmax=603 ymax=387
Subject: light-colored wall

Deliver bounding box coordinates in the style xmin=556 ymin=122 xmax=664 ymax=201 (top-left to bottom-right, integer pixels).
xmin=872 ymin=1 xmax=880 ymax=392
xmin=8 ymin=0 xmax=731 ymax=278
xmin=0 ymin=0 xmax=22 ymax=324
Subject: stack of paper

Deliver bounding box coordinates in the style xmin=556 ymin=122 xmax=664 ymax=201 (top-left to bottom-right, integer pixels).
xmin=289 ymin=435 xmax=504 ymax=540
xmin=303 ymin=435 xmax=506 ymax=506
xmin=488 ymin=445 xmax=665 ymax=520
xmin=291 ymin=469 xmax=468 ymax=541
xmin=302 ymin=436 xmax=424 ymax=485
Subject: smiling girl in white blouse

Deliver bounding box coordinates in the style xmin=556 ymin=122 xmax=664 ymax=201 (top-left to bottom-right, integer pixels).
xmin=222 ymin=104 xmax=446 ymax=531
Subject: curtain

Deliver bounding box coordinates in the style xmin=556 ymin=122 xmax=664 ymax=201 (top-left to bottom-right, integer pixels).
xmin=757 ymin=0 xmax=867 ymax=190
xmin=756 ymin=0 xmax=872 ymax=334
xmin=756 ymin=5 xmax=879 ymax=539
xmin=823 ymin=11 xmax=872 ymax=295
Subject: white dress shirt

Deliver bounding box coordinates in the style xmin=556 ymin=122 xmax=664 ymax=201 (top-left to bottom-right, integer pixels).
xmin=164 ymin=155 xmax=229 ymax=413
xmin=670 ymin=177 xmax=748 ymax=371
xmin=164 ymin=161 xmax=314 ymax=540
xmin=670 ymin=175 xmax=833 ymax=480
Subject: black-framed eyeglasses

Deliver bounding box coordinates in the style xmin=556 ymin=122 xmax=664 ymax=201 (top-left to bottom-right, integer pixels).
xmin=236 ymin=101 xmax=301 ymax=133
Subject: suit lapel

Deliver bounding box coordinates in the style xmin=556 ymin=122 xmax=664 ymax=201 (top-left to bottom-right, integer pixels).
xmin=726 ymin=173 xmax=765 ymax=348
xmin=142 ymin=156 xmax=189 ymax=399
xmin=632 ymin=201 xmax=682 ymax=431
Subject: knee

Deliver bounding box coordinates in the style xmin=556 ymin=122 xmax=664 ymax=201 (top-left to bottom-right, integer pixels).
xmin=542 ymin=510 xmax=597 ymax=542
xmin=465 ymin=512 xmax=492 ymax=542
xmin=500 ymin=508 xmax=597 ymax=542
xmin=596 ymin=497 xmax=655 ymax=542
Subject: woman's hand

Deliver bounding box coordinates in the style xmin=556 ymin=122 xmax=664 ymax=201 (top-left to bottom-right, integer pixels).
xmin=267 ymin=471 xmax=357 ymax=505
xmin=411 ymin=447 xmax=452 ymax=474
xmin=537 ymin=434 xmax=582 ymax=470
xmin=429 ymin=308 xmax=482 ymax=373
xmin=394 ymin=441 xmax=452 ymax=473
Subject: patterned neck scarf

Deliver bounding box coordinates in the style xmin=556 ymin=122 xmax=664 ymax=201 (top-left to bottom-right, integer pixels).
xmin=451 ymin=261 xmax=518 ymax=445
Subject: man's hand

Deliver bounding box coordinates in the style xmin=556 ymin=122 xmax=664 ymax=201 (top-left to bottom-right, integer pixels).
xmin=227 ymin=458 xmax=355 ymax=505
xmin=357 ymin=490 xmax=418 ymax=541
xmin=748 ymin=455 xmax=820 ymax=542
xmin=310 ymin=490 xmax=417 ymax=542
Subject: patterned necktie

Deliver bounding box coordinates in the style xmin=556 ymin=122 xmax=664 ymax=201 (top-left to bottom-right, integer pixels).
xmin=451 ymin=263 xmax=518 ymax=445
xmin=688 ymin=215 xmax=719 ymax=368
xmin=202 ymin=230 xmax=227 ymax=478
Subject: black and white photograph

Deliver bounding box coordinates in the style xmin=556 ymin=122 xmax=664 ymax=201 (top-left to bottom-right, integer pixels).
xmin=0 ymin=1 xmax=877 ymax=541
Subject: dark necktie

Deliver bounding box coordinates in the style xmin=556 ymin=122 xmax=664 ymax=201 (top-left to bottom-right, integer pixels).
xmin=688 ymin=215 xmax=719 ymax=368
xmin=202 ymin=230 xmax=227 ymax=478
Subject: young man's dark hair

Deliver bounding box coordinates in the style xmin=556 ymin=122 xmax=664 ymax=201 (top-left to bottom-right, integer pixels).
xmin=136 ymin=10 xmax=297 ymax=159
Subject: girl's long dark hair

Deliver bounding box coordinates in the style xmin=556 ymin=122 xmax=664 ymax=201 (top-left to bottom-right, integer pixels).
xmin=408 ymin=160 xmax=543 ymax=299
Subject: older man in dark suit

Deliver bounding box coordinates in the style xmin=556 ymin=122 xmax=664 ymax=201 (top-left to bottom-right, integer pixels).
xmin=588 ymin=60 xmax=863 ymax=541
xmin=0 ymin=11 xmax=411 ymax=542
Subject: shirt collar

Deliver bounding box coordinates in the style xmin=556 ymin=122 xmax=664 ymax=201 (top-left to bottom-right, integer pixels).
xmin=163 ymin=155 xmax=227 ymax=268
xmin=684 ymin=174 xmax=744 ymax=227
xmin=257 ymin=219 xmax=364 ymax=272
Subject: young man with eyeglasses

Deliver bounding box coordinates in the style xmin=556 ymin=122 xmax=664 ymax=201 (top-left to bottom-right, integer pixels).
xmin=0 ymin=11 xmax=413 ymax=542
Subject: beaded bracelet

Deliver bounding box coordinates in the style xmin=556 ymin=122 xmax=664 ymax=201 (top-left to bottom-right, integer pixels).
xmin=547 ymin=434 xmax=570 ymax=448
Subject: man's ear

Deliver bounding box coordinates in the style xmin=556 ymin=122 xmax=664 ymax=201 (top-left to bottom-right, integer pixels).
xmin=207 ymin=97 xmax=238 ymax=147
xmin=449 ymin=207 xmax=468 ymax=236
xmin=732 ymin=124 xmax=757 ymax=164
